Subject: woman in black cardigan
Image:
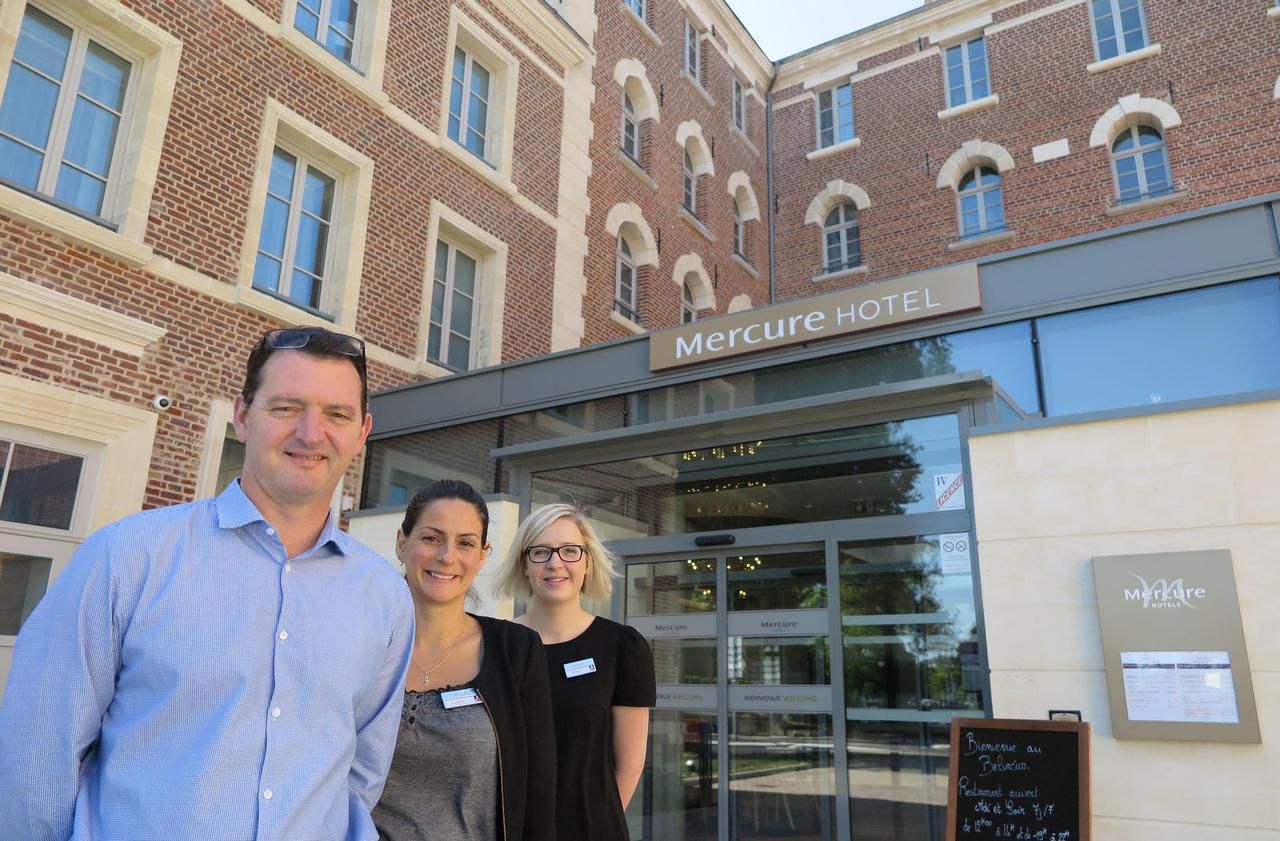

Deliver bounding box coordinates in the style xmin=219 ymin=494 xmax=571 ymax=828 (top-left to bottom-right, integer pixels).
xmin=373 ymin=480 xmax=555 ymax=841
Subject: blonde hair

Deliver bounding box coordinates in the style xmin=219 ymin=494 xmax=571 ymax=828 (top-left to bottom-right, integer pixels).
xmin=495 ymin=503 xmax=617 ymax=602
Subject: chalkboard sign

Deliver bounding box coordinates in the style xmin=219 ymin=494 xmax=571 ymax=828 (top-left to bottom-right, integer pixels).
xmin=946 ymin=718 xmax=1090 ymax=841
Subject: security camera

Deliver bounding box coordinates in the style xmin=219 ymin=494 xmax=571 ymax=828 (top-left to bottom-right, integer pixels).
xmin=152 ymin=394 xmax=172 ymax=411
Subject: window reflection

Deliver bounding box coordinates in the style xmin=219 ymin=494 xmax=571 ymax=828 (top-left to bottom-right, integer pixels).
xmin=626 ymin=710 xmax=718 ymax=841
xmin=840 ymin=536 xmax=983 ymax=713
xmin=847 ymin=721 xmax=949 ymax=841
xmin=730 ymin=712 xmax=837 ymax=841
xmin=0 ymin=552 xmax=52 ymax=635
xmin=0 ymin=442 xmax=84 ymax=530
xmin=652 ymin=638 xmax=717 ymax=685
xmin=627 ymin=559 xmax=716 ymax=615
xmin=727 ymin=550 xmax=826 ymax=611
xmin=531 ymin=415 xmax=962 ymax=538
xmin=728 ymin=636 xmax=830 ymax=685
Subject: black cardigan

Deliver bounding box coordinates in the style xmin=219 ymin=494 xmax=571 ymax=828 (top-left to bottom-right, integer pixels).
xmin=470 ymin=614 xmax=557 ymax=841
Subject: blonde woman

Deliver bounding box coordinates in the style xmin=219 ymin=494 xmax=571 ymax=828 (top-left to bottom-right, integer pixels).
xmin=497 ymin=504 xmax=656 ymax=841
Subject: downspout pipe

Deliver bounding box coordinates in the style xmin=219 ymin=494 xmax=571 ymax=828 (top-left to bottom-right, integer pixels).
xmin=765 ymin=60 xmax=778 ymax=305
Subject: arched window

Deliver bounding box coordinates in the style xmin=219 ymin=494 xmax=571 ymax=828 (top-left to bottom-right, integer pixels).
xmin=957 ymin=166 xmax=1005 ymax=238
xmin=614 ymin=237 xmax=638 ymax=321
xmin=681 ymin=278 xmax=698 ymax=323
xmin=823 ymin=204 xmax=861 ymax=273
xmin=620 ymin=92 xmax=639 ymax=162
xmin=682 ymin=149 xmax=697 ymax=215
xmin=732 ymin=203 xmax=746 ymax=257
xmin=1111 ymin=125 xmax=1171 ymax=204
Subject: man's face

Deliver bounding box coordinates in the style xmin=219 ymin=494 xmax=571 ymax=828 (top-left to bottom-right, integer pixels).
xmin=232 ymin=350 xmax=372 ymax=517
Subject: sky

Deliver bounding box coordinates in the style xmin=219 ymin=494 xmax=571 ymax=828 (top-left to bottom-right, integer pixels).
xmin=727 ymin=0 xmax=924 ymax=61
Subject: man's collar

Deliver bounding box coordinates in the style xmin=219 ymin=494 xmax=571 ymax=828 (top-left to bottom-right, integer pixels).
xmin=215 ymin=480 xmax=350 ymax=556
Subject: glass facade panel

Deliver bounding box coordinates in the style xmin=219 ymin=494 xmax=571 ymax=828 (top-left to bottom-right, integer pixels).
xmin=1038 ymin=278 xmax=1280 ymax=416
xmin=840 ymin=535 xmax=983 ymax=714
xmin=0 ymin=552 xmax=52 ymax=635
xmin=530 ymin=414 xmax=962 ymax=538
xmin=627 ymin=710 xmax=719 ymax=841
xmin=652 ymin=637 xmax=718 ymax=685
xmin=628 ymin=559 xmax=716 ymax=615
xmin=729 ymin=712 xmax=837 ymax=841
xmin=847 ymin=721 xmax=949 ymax=841
xmin=727 ymin=636 xmax=830 ymax=685
xmin=727 ymin=549 xmax=826 ymax=611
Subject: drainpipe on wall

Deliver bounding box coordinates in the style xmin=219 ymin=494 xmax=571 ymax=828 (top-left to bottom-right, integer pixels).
xmin=766 ymin=61 xmax=779 ymax=305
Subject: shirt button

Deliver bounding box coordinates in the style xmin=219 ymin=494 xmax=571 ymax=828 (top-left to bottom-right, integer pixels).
xmin=262 ymin=789 xmax=273 ymax=800
xmin=278 ymin=630 xmax=288 ymax=641
xmin=266 ymin=528 xmax=276 ymax=536
xmin=271 ymin=707 xmax=281 ymax=718
xmin=284 ymin=563 xmax=292 ymax=573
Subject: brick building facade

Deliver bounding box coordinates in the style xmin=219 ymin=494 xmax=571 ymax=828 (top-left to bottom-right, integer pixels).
xmin=1 ymin=0 xmax=1279 ymax=658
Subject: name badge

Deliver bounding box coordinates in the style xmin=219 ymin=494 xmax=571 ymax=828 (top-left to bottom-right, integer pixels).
xmin=440 ymin=688 xmax=483 ymax=709
xmin=563 ymin=657 xmax=597 ymax=678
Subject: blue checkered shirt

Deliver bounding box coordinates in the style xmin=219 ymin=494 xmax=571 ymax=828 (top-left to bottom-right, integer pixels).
xmin=0 ymin=480 xmax=414 ymax=840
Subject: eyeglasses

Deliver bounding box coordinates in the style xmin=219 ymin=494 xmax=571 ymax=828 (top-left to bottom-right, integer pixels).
xmin=526 ymin=544 xmax=587 ymax=564
xmin=263 ymin=328 xmax=365 ymax=359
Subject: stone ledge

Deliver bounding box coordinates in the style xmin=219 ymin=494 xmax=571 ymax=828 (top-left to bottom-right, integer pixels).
xmin=1086 ymin=43 xmax=1162 ymax=75
xmin=806 ymin=136 xmax=862 ymax=162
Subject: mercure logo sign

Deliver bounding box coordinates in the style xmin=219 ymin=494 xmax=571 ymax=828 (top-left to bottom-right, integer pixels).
xmin=1123 ymin=574 xmax=1207 ymax=609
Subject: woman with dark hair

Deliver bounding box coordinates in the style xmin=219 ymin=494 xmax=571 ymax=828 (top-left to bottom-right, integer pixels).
xmin=372 ymin=480 xmax=556 ymax=841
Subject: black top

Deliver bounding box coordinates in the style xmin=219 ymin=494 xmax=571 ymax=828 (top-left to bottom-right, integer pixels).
xmin=543 ymin=617 xmax=657 ymax=841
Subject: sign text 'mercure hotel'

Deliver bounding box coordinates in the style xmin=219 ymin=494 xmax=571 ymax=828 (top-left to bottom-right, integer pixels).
xmin=649 ymin=263 xmax=982 ymax=371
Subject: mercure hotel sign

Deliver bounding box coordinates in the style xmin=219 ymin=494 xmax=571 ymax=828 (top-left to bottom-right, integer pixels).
xmin=649 ymin=263 xmax=982 ymax=370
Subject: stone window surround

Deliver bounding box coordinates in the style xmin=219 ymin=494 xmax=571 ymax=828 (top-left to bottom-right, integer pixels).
xmin=0 ymin=0 xmax=182 ymax=267
xmin=438 ymin=6 xmax=521 ymax=185
xmin=235 ymin=99 xmax=374 ymax=331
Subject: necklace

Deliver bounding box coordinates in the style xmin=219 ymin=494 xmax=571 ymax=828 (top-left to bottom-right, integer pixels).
xmin=411 ymin=623 xmax=468 ymax=687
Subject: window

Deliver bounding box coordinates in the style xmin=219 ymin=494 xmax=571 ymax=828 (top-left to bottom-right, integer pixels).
xmin=682 ymin=149 xmax=697 ymax=215
xmin=620 ymin=92 xmax=639 ymax=162
xmin=1037 ymin=278 xmax=1280 ymax=416
xmin=684 ymin=18 xmax=701 ymax=84
xmin=945 ymin=37 xmax=989 ymax=107
xmin=1091 ymin=0 xmax=1148 ymax=61
xmin=252 ymin=146 xmax=338 ymax=314
xmin=428 ymin=239 xmax=481 ymax=371
xmin=293 ymin=0 xmax=360 ymax=65
xmin=733 ymin=77 xmax=746 ymax=132
xmin=0 ymin=436 xmax=85 ymax=636
xmin=817 ymin=82 xmax=854 ymax=149
xmin=625 ymin=0 xmax=645 ymax=19
xmin=823 ymin=204 xmax=861 ymax=273
xmin=0 ymin=6 xmax=132 ymax=219
xmin=448 ymin=46 xmax=492 ymax=162
xmin=956 ymin=166 xmax=1005 ymax=238
xmin=1110 ymin=125 xmax=1171 ymax=204
xmin=681 ymin=279 xmax=698 ymax=324
xmin=732 ymin=204 xmax=745 ymax=257
xmin=215 ymin=426 xmax=245 ymax=496
xmin=615 ymin=237 xmax=639 ymax=322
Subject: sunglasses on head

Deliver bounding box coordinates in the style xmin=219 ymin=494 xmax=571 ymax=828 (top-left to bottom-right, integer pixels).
xmin=262 ymin=328 xmax=365 ymax=359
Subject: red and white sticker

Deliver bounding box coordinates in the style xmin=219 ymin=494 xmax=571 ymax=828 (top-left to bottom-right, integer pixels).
xmin=934 ymin=471 xmax=965 ymax=511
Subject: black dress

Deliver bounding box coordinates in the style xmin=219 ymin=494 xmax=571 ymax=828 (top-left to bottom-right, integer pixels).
xmin=543 ymin=617 xmax=657 ymax=841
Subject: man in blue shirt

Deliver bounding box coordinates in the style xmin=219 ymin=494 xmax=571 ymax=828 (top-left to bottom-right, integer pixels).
xmin=0 ymin=327 xmax=415 ymax=841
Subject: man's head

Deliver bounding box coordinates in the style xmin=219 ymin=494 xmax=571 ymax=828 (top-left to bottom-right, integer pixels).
xmin=232 ymin=327 xmax=373 ymax=518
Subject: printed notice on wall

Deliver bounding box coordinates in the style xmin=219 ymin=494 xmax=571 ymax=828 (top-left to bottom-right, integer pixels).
xmin=934 ymin=470 xmax=966 ymax=511
xmin=938 ymin=533 xmax=972 ymax=575
xmin=1121 ymin=650 xmax=1239 ymax=724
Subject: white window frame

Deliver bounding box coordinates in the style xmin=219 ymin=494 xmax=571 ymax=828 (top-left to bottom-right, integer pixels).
xmin=684 ymin=18 xmax=702 ymax=85
xmin=291 ymin=0 xmax=366 ymax=67
xmin=823 ymin=204 xmax=861 ymax=273
xmin=438 ymin=8 xmax=520 ymax=186
xmin=448 ymin=45 xmax=493 ymax=164
xmin=0 ymin=6 xmax=136 ymax=222
xmin=427 ymin=237 xmax=482 ymax=371
xmin=625 ymin=0 xmax=646 ymax=21
xmin=732 ymin=204 xmax=746 ymax=257
xmin=1110 ymin=124 xmax=1172 ymax=204
xmin=681 ymin=278 xmax=698 ymax=324
xmin=615 ymin=237 xmax=639 ymax=322
xmin=1090 ymin=0 xmax=1149 ymax=61
xmin=620 ymin=91 xmax=640 ymax=162
xmin=682 ymin=148 xmax=697 ymax=216
xmin=0 ymin=0 xmax=181 ymax=265
xmin=944 ymin=36 xmax=989 ymax=108
xmin=237 ymin=100 xmax=374 ymax=331
xmin=816 ymin=81 xmax=854 ymax=149
xmin=252 ymin=144 xmax=339 ymax=316
xmin=956 ymin=166 xmax=1005 ymax=238
xmin=732 ymin=77 xmax=747 ymax=132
